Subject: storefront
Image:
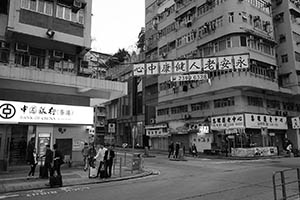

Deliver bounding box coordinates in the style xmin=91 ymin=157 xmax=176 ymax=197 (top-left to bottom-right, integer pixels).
xmin=210 ymin=113 xmax=287 ymax=157
xmin=0 ymin=100 xmax=93 ymax=170
xmin=211 ymin=114 xmax=245 ymax=154
xmin=145 ymin=124 xmax=168 ymax=150
xmin=188 ymin=123 xmax=212 ymax=153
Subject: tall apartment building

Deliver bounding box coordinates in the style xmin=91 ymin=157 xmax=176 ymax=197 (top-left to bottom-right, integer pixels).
xmin=144 ymin=0 xmax=300 ymax=154
xmin=0 ymin=0 xmax=127 ymax=170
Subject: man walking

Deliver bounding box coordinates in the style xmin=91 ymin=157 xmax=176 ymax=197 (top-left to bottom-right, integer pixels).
xmin=44 ymin=145 xmax=53 ymax=177
xmin=95 ymin=144 xmax=107 ymax=178
xmin=51 ymin=144 xmax=63 ymax=177
xmin=104 ymin=145 xmax=115 ymax=178
xmin=81 ymin=142 xmax=89 ymax=171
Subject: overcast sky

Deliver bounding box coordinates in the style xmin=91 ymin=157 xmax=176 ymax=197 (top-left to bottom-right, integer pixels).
xmin=91 ymin=1 xmax=145 ymax=55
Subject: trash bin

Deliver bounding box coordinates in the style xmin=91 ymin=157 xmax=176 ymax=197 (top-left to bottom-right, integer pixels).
xmin=132 ymin=153 xmax=141 ymax=171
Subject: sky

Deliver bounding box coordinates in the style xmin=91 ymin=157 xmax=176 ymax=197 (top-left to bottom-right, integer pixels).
xmin=91 ymin=1 xmax=145 ymax=55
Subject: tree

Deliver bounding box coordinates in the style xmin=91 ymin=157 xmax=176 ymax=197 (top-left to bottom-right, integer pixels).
xmin=136 ymin=27 xmax=145 ymax=53
xmin=105 ymin=48 xmax=130 ymax=68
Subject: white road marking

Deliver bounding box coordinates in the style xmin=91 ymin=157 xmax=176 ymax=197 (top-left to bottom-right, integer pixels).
xmin=0 ymin=194 xmax=20 ymax=199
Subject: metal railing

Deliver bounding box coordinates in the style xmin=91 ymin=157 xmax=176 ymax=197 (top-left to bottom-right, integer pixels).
xmin=273 ymin=168 xmax=300 ymax=200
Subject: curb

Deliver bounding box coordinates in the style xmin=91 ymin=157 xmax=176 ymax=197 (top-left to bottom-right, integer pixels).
xmin=0 ymin=170 xmax=155 ymax=194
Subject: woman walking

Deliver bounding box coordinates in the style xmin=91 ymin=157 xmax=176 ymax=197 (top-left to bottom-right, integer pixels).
xmin=27 ymin=148 xmax=39 ymax=179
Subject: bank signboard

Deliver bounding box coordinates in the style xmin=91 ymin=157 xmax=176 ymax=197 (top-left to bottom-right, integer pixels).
xmin=0 ymin=100 xmax=93 ymax=125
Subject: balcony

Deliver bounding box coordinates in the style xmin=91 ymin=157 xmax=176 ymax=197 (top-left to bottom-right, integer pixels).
xmin=0 ymin=63 xmax=127 ymax=100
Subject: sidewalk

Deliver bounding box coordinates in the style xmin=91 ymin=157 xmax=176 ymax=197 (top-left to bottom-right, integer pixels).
xmin=0 ymin=152 xmax=154 ymax=194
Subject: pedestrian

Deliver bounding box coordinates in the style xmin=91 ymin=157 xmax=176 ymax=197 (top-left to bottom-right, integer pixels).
xmin=286 ymin=143 xmax=293 ymax=157
xmin=191 ymin=143 xmax=198 ymax=157
xmin=27 ymin=148 xmax=39 ymax=179
xmin=88 ymin=143 xmax=97 ymax=168
xmin=104 ymin=145 xmax=115 ymax=178
xmin=168 ymin=141 xmax=174 ymax=158
xmin=51 ymin=144 xmax=64 ymax=177
xmin=175 ymin=142 xmax=180 ymax=159
xmin=94 ymin=144 xmax=107 ymax=178
xmin=44 ymin=144 xmax=53 ymax=177
xmin=26 ymin=138 xmax=35 ymax=162
xmin=81 ymin=142 xmax=89 ymax=171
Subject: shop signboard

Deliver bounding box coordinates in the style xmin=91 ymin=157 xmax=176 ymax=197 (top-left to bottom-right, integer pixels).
xmin=245 ymin=114 xmax=287 ymax=130
xmin=291 ymin=117 xmax=300 ymax=129
xmin=211 ymin=114 xmax=244 ymax=130
xmin=0 ymin=100 xmax=93 ymax=125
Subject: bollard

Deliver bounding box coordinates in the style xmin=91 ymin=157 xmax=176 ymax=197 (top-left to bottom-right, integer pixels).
xmin=113 ymin=157 xmax=116 ymax=175
xmin=119 ymin=157 xmax=122 ymax=177
xmin=124 ymin=152 xmax=127 ymax=166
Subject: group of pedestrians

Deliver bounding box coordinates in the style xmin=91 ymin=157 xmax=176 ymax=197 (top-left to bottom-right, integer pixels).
xmin=26 ymin=139 xmax=64 ymax=184
xmin=168 ymin=141 xmax=186 ymax=159
xmin=168 ymin=142 xmax=198 ymax=159
xmin=82 ymin=143 xmax=115 ymax=179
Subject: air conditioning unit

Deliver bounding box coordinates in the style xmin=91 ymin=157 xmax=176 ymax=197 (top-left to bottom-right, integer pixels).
xmin=150 ymin=118 xmax=156 ymax=124
xmin=162 ymin=52 xmax=167 ymax=58
xmin=53 ymin=50 xmax=64 ymax=58
xmin=16 ymin=43 xmax=29 ymax=52
xmin=73 ymin=0 xmax=82 ymax=8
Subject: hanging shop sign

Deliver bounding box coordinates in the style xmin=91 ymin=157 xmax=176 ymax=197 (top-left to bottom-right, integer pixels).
xmin=146 ymin=129 xmax=168 ymax=137
xmin=291 ymin=117 xmax=300 ymax=129
xmin=170 ymin=73 xmax=208 ymax=82
xmin=245 ymin=114 xmax=287 ymax=130
xmin=211 ymin=114 xmax=244 ymax=130
xmin=0 ymin=100 xmax=94 ymax=125
xmin=133 ymin=54 xmax=249 ymax=76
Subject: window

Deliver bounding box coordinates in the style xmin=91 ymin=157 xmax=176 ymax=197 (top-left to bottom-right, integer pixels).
xmin=37 ymin=0 xmax=45 ymax=13
xmin=56 ymin=5 xmax=63 ymax=19
xmin=29 ymin=0 xmax=37 ymax=11
xmin=191 ymin=101 xmax=209 ymax=111
xmin=281 ymin=54 xmax=288 ymax=63
xmin=170 ymin=105 xmax=188 ymax=114
xmin=157 ymin=108 xmax=169 ymax=116
xmin=21 ymin=0 xmax=53 ymax=16
xmin=240 ymin=36 xmax=247 ymax=46
xmin=295 ymin=52 xmax=300 ymax=62
xmin=247 ymin=96 xmax=263 ymax=107
xmin=226 ymin=37 xmax=231 ymax=48
xmin=214 ymin=97 xmax=235 ymax=108
xmin=56 ymin=5 xmax=84 ymax=24
xmin=228 ymin=12 xmax=234 ymax=23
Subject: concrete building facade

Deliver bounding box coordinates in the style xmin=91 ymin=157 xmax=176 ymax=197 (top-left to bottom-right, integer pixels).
xmin=145 ymin=0 xmax=300 ymax=156
xmin=0 ymin=0 xmax=127 ymax=170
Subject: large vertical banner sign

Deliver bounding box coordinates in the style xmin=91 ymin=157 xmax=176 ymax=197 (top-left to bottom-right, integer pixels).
xmin=0 ymin=100 xmax=94 ymax=125
xmin=234 ymin=54 xmax=249 ymax=69
xmin=218 ymin=56 xmax=233 ymax=70
xmin=173 ymin=60 xmax=187 ymax=73
xmin=133 ymin=64 xmax=145 ymax=76
xmin=159 ymin=61 xmax=173 ymax=74
xmin=188 ymin=59 xmax=202 ymax=72
xmin=146 ymin=63 xmax=159 ymax=75
xmin=203 ymin=57 xmax=217 ymax=71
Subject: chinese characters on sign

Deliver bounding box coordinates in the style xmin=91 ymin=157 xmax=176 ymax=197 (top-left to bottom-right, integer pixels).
xmin=0 ymin=100 xmax=94 ymax=125
xmin=133 ymin=54 xmax=249 ymax=76
xmin=245 ymin=114 xmax=287 ymax=130
xmin=211 ymin=114 xmax=244 ymax=130
xmin=292 ymin=117 xmax=300 ymax=129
